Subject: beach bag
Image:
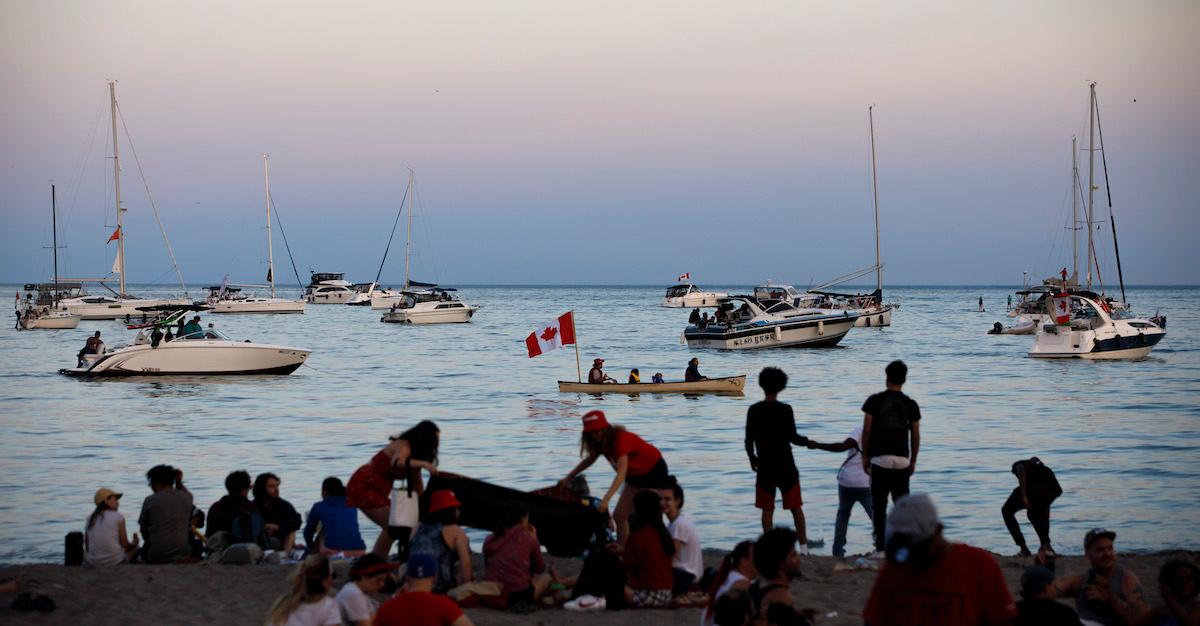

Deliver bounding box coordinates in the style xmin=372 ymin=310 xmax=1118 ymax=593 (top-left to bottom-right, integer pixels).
xmin=64 ymin=532 xmax=83 ymax=566
xmin=388 ymin=459 xmax=419 ymax=556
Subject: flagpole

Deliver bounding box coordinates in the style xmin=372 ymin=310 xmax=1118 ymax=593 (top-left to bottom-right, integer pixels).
xmin=573 ymin=311 xmax=582 ymax=382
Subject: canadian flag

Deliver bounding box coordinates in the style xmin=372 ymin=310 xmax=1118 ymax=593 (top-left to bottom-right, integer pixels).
xmin=526 ymin=311 xmax=576 ymax=358
xmin=1053 ymin=294 xmax=1072 ymax=325
xmin=677 ymin=272 xmax=690 ymax=282
xmin=107 ymin=227 xmax=120 ymax=243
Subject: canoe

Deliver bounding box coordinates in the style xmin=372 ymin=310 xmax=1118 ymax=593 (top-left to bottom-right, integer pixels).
xmin=558 ymin=374 xmax=746 ymax=394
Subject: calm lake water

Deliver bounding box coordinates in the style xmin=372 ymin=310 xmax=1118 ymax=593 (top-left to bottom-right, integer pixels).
xmin=1 ymin=285 xmax=1196 ymax=563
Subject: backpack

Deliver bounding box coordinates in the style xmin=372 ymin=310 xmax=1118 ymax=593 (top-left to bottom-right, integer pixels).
xmin=229 ymin=510 xmax=268 ymax=548
xmin=1022 ymin=458 xmax=1062 ymax=499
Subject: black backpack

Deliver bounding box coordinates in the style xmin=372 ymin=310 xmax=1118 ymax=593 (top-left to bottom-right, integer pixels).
xmin=1023 ymin=458 xmax=1062 ymax=498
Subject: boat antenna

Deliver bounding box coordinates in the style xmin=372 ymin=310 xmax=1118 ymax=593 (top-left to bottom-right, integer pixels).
xmin=1092 ymin=90 xmax=1127 ymax=304
xmin=266 ymin=192 xmax=305 ymax=289
xmin=373 ymin=172 xmax=410 ymax=285
xmin=868 ymin=104 xmax=882 ymax=294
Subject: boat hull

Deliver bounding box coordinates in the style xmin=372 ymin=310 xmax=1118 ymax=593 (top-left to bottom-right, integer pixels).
xmin=62 ymin=297 xmax=192 ymax=320
xmin=685 ymin=313 xmax=858 ymax=349
xmin=1028 ymin=325 xmax=1165 ymax=360
xmin=558 ymin=375 xmax=746 ymax=394
xmin=210 ymin=299 xmax=306 ymax=314
xmin=20 ymin=312 xmax=82 ymax=329
xmin=852 ymin=304 xmax=894 ymax=328
xmin=661 ymin=292 xmax=728 ymax=308
xmin=61 ymin=340 xmax=311 ymax=376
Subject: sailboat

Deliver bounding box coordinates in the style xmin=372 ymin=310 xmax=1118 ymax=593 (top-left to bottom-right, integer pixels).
xmin=207 ymin=155 xmax=306 ymax=314
xmin=378 ymin=169 xmax=480 ymax=323
xmin=1029 ymin=83 xmax=1164 ymax=359
xmin=798 ymin=106 xmax=895 ymax=327
xmin=18 ymin=185 xmax=82 ymax=330
xmin=59 ymin=81 xmax=190 ymax=320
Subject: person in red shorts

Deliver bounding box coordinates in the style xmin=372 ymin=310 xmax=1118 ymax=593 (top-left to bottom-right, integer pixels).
xmin=863 ymin=493 xmax=1017 ymax=626
xmin=559 ymin=410 xmax=670 ymax=546
xmin=744 ymin=367 xmax=811 ymax=549
xmin=346 ymin=421 xmax=441 ymax=558
xmin=374 ymin=552 xmax=473 ymax=626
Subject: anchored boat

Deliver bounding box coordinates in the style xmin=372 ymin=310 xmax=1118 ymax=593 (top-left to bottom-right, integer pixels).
xmin=684 ymin=296 xmax=858 ymax=349
xmin=1028 ymin=295 xmax=1164 ymax=360
xmin=61 ymin=325 xmax=311 ymax=376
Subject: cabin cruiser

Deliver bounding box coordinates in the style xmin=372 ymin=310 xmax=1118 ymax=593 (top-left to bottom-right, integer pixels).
xmin=203 ymin=285 xmax=305 ymax=314
xmin=996 ymin=284 xmax=1129 ymax=335
xmin=61 ymin=323 xmax=311 ymax=376
xmin=380 ymin=288 xmax=479 ymax=324
xmin=304 ymin=272 xmax=355 ymax=304
xmin=1028 ymin=295 xmax=1164 ymax=360
xmin=347 ymin=283 xmax=403 ymax=307
xmin=684 ymin=295 xmax=858 ymax=349
xmin=661 ymin=283 xmax=728 ymax=308
xmin=754 ymin=283 xmax=892 ymax=328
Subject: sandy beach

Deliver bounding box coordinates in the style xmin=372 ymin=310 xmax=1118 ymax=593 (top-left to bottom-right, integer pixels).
xmin=2 ymin=548 xmax=1195 ymax=625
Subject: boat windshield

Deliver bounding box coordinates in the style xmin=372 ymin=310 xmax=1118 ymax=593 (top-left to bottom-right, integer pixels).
xmin=177 ymin=327 xmax=231 ymax=341
xmin=665 ymin=285 xmax=693 ymax=298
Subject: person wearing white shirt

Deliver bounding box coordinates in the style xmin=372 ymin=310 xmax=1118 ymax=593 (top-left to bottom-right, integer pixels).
xmin=335 ymin=553 xmax=396 ymax=626
xmin=662 ymin=480 xmax=703 ymax=599
xmin=85 ymin=487 xmax=140 ymax=566
xmin=806 ymin=427 xmax=874 ymax=558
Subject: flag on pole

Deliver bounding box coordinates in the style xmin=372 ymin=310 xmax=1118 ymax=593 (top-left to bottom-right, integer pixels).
xmin=1053 ymin=294 xmax=1071 ymax=325
xmin=107 ymin=227 xmax=120 ymax=243
xmin=677 ymin=272 xmax=690 ymax=282
xmin=526 ymin=311 xmax=576 ymax=358
xmin=266 ymin=267 xmax=273 ymax=283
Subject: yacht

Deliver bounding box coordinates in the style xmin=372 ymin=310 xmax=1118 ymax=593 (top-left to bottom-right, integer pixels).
xmin=17 ymin=283 xmax=82 ymax=330
xmin=380 ymin=288 xmax=479 ymax=324
xmin=754 ymin=283 xmax=892 ymax=328
xmin=61 ymin=325 xmax=311 ymax=376
xmin=1028 ymin=294 xmax=1164 ymax=359
xmin=684 ymin=295 xmax=858 ymax=349
xmin=304 ymin=272 xmax=356 ymax=304
xmin=661 ymin=281 xmax=727 ymax=308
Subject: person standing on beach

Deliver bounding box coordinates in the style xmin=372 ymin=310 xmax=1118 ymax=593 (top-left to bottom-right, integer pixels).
xmin=805 ymin=426 xmax=873 ymax=558
xmin=138 ymin=464 xmax=194 ymax=564
xmin=1001 ymin=456 xmax=1062 ymax=557
xmin=345 ymin=421 xmax=440 ymax=558
xmin=560 ymin=410 xmax=670 ymax=546
xmin=744 ymin=367 xmax=811 ymax=549
xmin=1053 ymin=528 xmax=1149 ymax=626
xmin=861 ymin=360 xmax=920 ymax=554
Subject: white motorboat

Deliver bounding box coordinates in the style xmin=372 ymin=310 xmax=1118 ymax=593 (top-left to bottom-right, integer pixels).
xmin=61 ymin=326 xmax=311 ymax=376
xmin=380 ymin=288 xmax=479 ymax=324
xmin=57 ymin=82 xmax=192 ymax=320
xmin=684 ymin=296 xmax=858 ymax=349
xmin=987 ymin=315 xmax=1038 ymax=335
xmin=661 ymin=282 xmax=728 ymax=308
xmin=304 ymin=272 xmax=356 ymax=304
xmin=1028 ymin=295 xmax=1164 ymax=359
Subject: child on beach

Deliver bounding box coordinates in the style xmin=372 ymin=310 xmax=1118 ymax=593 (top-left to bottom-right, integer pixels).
xmin=805 ymin=427 xmax=873 ymax=558
xmin=84 ymin=488 xmax=139 ymax=565
xmin=622 ymin=490 xmax=675 ymax=608
xmin=744 ymin=367 xmax=811 ymax=549
xmin=266 ymin=554 xmax=340 ymax=626
xmin=345 ymin=421 xmax=441 ymax=557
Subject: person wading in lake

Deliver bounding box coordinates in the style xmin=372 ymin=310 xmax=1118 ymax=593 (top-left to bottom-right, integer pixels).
xmin=744 ymin=367 xmax=811 ymax=550
xmin=345 ymin=421 xmax=440 ymax=557
xmin=1001 ymin=456 xmax=1062 ymax=557
xmin=861 ymin=359 xmax=920 ymax=555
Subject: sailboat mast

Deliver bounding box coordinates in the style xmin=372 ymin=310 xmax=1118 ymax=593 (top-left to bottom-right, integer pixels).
xmin=263 ymin=154 xmax=275 ymax=298
xmin=403 ymin=168 xmax=414 ymax=289
xmin=109 ymin=81 xmax=126 ymax=297
xmin=52 ymin=185 xmax=59 ymax=300
xmin=1071 ymin=136 xmax=1078 ymax=281
xmin=1085 ymin=82 xmax=1097 ymax=292
xmin=868 ymin=105 xmax=882 ymax=292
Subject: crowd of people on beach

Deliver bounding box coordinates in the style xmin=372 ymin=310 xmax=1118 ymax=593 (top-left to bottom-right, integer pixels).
xmin=61 ymin=360 xmax=1198 ymax=626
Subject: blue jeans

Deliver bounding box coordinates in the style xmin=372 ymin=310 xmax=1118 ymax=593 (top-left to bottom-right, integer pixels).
xmin=833 ymin=484 xmax=874 ymax=557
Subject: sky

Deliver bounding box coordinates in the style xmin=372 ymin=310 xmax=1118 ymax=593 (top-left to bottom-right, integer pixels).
xmin=2 ymin=0 xmax=1198 ymax=288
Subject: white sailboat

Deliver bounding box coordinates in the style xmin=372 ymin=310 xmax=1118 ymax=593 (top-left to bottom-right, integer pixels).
xmin=208 ymin=155 xmax=305 ymax=314
xmin=18 ymin=185 xmax=82 ymax=330
xmin=59 ymin=81 xmax=190 ymax=320
xmin=379 ymin=169 xmax=480 ymax=324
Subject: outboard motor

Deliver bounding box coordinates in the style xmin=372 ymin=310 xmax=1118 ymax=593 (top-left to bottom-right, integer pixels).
xmin=989 ymin=322 xmax=1003 ymax=335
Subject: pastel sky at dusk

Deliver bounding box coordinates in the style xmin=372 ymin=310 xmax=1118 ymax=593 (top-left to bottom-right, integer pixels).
xmin=2 ymin=0 xmax=1198 ymax=288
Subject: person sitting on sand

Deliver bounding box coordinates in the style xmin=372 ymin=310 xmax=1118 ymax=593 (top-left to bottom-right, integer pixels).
xmin=652 ymin=372 xmax=665 ymax=383
xmin=622 ymin=490 xmax=675 ymax=609
xmin=138 ymin=464 xmax=194 ymax=564
xmin=661 ymin=478 xmax=703 ymax=602
xmin=747 ymin=527 xmax=809 ymax=624
xmin=483 ymin=501 xmax=551 ymax=611
xmin=628 ymin=368 xmax=641 ymax=384
xmin=805 ymin=426 xmax=873 ymax=559
xmin=254 ymin=473 xmax=302 ymax=553
xmin=1053 ymin=528 xmax=1149 ymax=626
xmin=685 ymin=357 xmax=707 ymax=382
xmin=1002 ymin=456 xmax=1062 ymax=557
xmin=1146 ymin=559 xmax=1200 ymax=626
xmin=863 ymin=493 xmax=1016 ymax=626
xmin=266 ymin=554 xmax=340 ymax=626
xmin=702 ymin=540 xmax=756 ymax=626
xmin=303 ymin=477 xmax=366 ymax=557
xmin=335 ymin=553 xmax=397 ymax=626
xmin=346 ymin=421 xmax=440 ymax=558
xmin=374 ymin=552 xmax=474 ymax=626
xmin=1016 ymin=565 xmax=1082 ymax=626
xmin=409 ymin=489 xmax=472 ymax=594
xmin=206 ymin=470 xmax=257 ymax=539
xmin=85 ymin=488 xmax=139 ymax=565
xmin=588 ymin=358 xmax=616 ymax=384
xmin=559 ymin=410 xmax=671 ymax=546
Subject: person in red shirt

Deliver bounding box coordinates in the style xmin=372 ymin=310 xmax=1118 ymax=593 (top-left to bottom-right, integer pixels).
xmin=863 ymin=493 xmax=1017 ymax=626
xmin=483 ymin=501 xmax=551 ymax=609
xmin=622 ymin=490 xmax=675 ymax=608
xmin=560 ymin=410 xmax=670 ymax=546
xmin=374 ymin=552 xmax=473 ymax=626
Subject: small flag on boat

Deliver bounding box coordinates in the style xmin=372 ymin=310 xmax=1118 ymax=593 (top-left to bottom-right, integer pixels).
xmin=106 ymin=227 xmax=120 ymax=243
xmin=677 ymin=272 xmax=690 ymax=282
xmin=526 ymin=311 xmax=576 ymax=358
xmin=1053 ymin=294 xmax=1071 ymax=325
xmin=266 ymin=267 xmax=273 ymax=283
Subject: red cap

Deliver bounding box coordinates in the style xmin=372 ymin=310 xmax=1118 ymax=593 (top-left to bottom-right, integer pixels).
xmin=582 ymin=410 xmax=609 ymax=433
xmin=428 ymin=489 xmax=462 ymax=514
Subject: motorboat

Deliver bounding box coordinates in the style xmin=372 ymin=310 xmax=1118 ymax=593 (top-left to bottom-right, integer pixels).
xmin=987 ymin=316 xmax=1038 ymax=335
xmin=754 ymin=283 xmax=893 ymax=329
xmin=684 ymin=295 xmax=858 ymax=349
xmin=1028 ymin=295 xmax=1164 ymax=359
xmin=380 ymin=288 xmax=479 ymax=324
xmin=661 ymin=282 xmax=728 ymax=308
xmin=304 ymin=272 xmax=356 ymax=304
xmin=558 ymin=375 xmax=746 ymax=394
xmin=60 ymin=325 xmax=311 ymax=376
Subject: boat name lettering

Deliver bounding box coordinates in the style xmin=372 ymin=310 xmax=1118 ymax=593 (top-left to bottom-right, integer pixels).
xmin=732 ymin=334 xmax=774 ymax=347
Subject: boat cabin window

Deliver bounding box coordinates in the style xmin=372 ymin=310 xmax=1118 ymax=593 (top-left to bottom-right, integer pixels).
xmin=665 ymin=285 xmax=694 ymax=298
xmin=764 ymin=301 xmax=798 ymax=315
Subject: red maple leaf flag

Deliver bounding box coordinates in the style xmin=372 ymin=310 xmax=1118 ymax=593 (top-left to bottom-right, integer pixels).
xmin=677 ymin=272 xmax=690 ymax=282
xmin=526 ymin=311 xmax=576 ymax=358
xmin=1053 ymin=294 xmax=1072 ymax=325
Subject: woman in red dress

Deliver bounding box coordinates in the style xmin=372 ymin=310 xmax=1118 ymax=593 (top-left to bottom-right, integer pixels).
xmin=346 ymin=420 xmax=440 ymax=557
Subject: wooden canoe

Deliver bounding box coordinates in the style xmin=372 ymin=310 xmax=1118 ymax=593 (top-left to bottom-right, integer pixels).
xmin=558 ymin=375 xmax=746 ymax=394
